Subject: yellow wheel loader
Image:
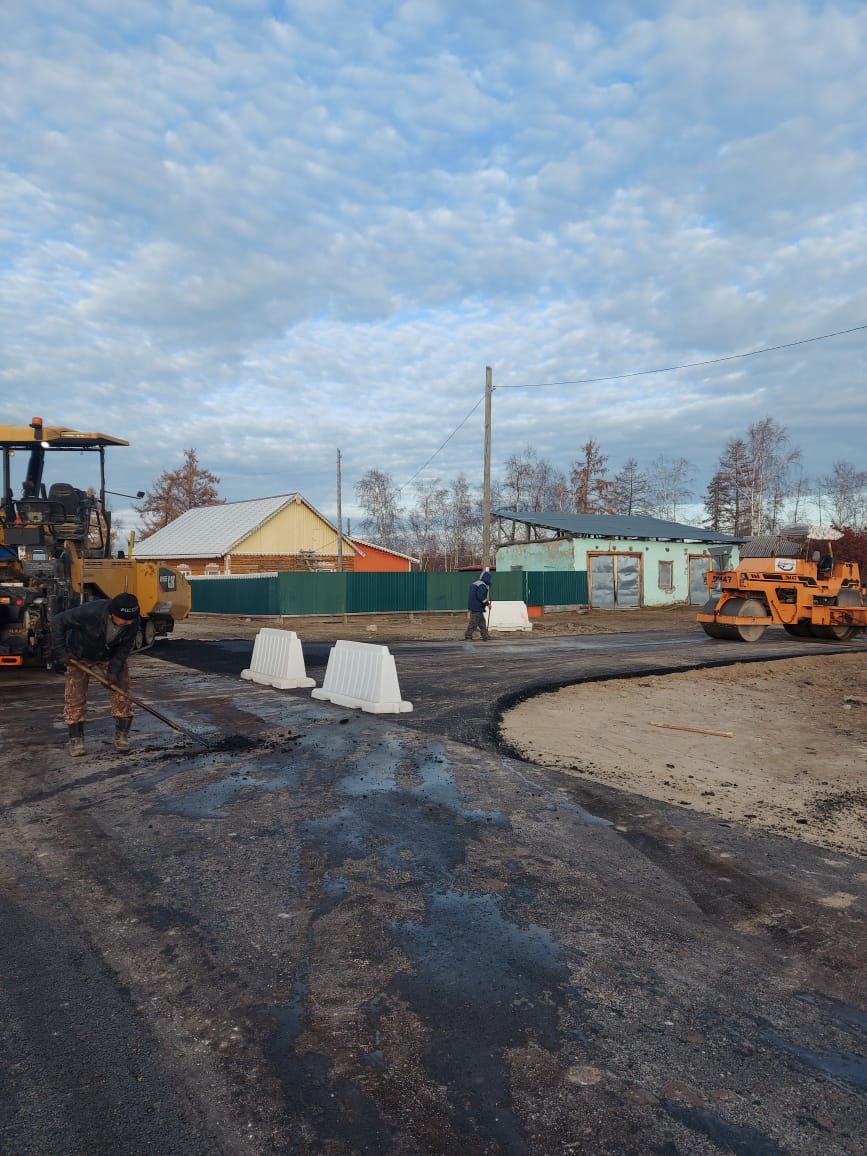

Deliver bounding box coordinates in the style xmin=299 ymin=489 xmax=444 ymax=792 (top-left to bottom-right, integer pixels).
xmin=697 ymin=524 xmax=867 ymax=643
xmin=0 ymin=418 xmax=190 ymax=667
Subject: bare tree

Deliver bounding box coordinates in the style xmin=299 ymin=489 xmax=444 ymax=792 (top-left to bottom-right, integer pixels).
xmin=138 ymin=448 xmax=222 ymax=535
xmin=355 ymin=469 xmax=404 ymax=548
xmin=501 ymin=450 xmax=537 ymax=514
xmin=498 ymin=448 xmax=567 ymax=540
xmin=444 ymin=474 xmax=479 ymax=570
xmin=546 ymin=475 xmax=571 ymax=512
xmin=784 ymin=468 xmax=812 ymax=525
xmin=610 ymin=458 xmax=651 ymax=516
xmin=406 ymin=478 xmax=449 ymax=569
xmin=820 ymin=461 xmax=867 ymax=529
xmin=647 ymin=455 xmax=695 ymax=522
xmin=744 ymin=417 xmax=800 ymax=533
xmin=570 ymin=439 xmax=610 ymax=514
xmin=704 ymin=420 xmax=800 ymax=536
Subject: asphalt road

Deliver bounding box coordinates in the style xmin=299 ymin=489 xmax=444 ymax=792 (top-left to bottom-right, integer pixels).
xmin=1 ymin=627 xmax=865 ymax=1154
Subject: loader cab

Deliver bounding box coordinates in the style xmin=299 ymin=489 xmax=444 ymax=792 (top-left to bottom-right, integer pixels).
xmin=0 ymin=420 xmax=129 ymax=561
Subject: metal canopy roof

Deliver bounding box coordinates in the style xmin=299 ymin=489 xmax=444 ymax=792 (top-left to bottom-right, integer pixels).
xmin=0 ymin=423 xmax=129 ymax=449
xmin=493 ymin=510 xmax=743 ymax=544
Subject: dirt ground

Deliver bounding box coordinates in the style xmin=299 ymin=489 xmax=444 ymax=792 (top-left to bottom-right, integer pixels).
xmin=178 ymin=606 xmax=867 ymax=859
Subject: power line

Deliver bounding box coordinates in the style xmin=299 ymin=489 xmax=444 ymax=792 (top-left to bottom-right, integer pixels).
xmin=399 ymin=394 xmax=485 ymax=491
xmin=497 ymin=322 xmax=867 ymax=391
xmin=396 ymin=321 xmax=866 ymax=485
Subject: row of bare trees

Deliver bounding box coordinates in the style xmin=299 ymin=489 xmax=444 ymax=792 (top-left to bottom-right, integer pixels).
xmin=703 ymin=418 xmax=867 ymax=536
xmin=353 ymin=447 xmax=697 ymax=569
xmin=493 ymin=442 xmax=694 ymax=522
xmin=136 ymin=429 xmax=867 ymax=568
xmin=356 ymin=420 xmax=867 ymax=566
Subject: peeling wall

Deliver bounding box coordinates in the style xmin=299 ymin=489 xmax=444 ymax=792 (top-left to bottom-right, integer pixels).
xmin=496 ymin=537 xmax=727 ymax=607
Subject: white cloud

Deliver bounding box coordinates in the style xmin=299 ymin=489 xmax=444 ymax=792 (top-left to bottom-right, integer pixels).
xmin=1 ymin=0 xmax=866 ymax=523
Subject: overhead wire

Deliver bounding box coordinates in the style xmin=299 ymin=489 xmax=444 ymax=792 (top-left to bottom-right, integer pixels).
xmin=398 ymin=321 xmax=867 ymax=485
xmin=497 ymin=322 xmax=867 ymax=391
xmin=399 ymin=394 xmax=485 ymax=491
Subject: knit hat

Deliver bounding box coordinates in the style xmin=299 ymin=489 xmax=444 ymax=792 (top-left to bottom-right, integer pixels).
xmin=108 ymin=592 xmax=140 ymax=621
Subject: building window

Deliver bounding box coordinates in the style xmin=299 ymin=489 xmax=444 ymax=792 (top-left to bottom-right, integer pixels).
xmin=658 ymin=560 xmax=674 ymax=591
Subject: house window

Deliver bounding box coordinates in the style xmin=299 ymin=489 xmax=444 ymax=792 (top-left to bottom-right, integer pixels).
xmin=658 ymin=560 xmax=674 ymax=591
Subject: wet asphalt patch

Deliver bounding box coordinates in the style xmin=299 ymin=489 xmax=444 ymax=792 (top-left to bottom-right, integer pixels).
xmin=390 ymin=889 xmax=577 ymax=1152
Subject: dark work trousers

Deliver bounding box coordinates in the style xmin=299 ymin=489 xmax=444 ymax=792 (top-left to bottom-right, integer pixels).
xmin=464 ymin=611 xmax=490 ymax=640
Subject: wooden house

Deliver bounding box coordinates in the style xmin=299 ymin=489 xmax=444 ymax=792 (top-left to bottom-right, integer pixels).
xmin=134 ymin=494 xmax=358 ymax=575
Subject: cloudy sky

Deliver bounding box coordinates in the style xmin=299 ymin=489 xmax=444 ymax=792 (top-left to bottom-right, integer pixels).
xmin=3 ymin=0 xmax=866 ymax=529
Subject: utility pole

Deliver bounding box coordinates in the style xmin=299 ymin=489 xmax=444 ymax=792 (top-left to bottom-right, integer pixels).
xmin=336 ymin=448 xmax=344 ymax=572
xmin=482 ymin=366 xmax=493 ymax=567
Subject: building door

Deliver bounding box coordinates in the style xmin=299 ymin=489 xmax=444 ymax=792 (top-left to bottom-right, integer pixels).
xmin=688 ymin=555 xmax=711 ymax=604
xmin=589 ymin=553 xmax=641 ymax=608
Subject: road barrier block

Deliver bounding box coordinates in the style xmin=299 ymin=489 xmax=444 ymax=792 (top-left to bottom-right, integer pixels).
xmin=241 ymin=628 xmax=316 ymax=690
xmin=312 ymin=639 xmax=412 ymax=714
xmin=488 ymin=600 xmax=533 ymax=631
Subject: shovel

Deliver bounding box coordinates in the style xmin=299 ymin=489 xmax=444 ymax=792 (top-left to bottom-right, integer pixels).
xmin=65 ymin=657 xmax=211 ymax=749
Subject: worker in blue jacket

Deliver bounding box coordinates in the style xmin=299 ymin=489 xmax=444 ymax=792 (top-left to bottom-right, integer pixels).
xmin=464 ymin=570 xmax=491 ymax=641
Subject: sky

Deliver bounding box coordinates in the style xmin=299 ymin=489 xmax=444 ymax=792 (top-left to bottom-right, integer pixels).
xmin=2 ymin=0 xmax=866 ymax=532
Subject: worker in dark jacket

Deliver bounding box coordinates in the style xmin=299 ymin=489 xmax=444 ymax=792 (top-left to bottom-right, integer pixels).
xmin=464 ymin=570 xmax=491 ymax=641
xmin=51 ymin=593 xmax=140 ymax=756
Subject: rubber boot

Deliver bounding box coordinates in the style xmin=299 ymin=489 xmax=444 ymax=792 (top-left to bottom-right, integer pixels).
xmin=114 ymin=717 xmax=132 ymax=754
xmin=68 ymin=722 xmax=85 ymax=757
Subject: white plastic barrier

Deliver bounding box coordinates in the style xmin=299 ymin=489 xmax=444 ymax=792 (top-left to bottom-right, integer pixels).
xmin=488 ymin=600 xmax=533 ymax=632
xmin=240 ymin=628 xmax=316 ymax=690
xmin=312 ymin=640 xmax=413 ymax=714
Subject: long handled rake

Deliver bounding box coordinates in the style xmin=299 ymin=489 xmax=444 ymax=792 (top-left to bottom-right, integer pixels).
xmin=65 ymin=657 xmax=211 ymax=749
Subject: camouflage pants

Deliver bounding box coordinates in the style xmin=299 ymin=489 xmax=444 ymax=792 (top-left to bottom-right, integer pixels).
xmin=63 ymin=661 xmax=133 ymax=724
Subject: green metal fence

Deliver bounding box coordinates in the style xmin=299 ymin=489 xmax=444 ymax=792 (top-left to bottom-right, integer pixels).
xmin=188 ymin=570 xmax=588 ymax=616
xmin=523 ymin=569 xmax=588 ymax=607
xmin=187 ymin=574 xmax=280 ymax=615
xmin=277 ymin=572 xmax=347 ymax=616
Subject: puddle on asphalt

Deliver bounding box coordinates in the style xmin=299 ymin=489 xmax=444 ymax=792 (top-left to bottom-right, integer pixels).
xmin=796 ymin=991 xmax=867 ymax=1039
xmin=303 ymin=738 xmax=509 ymax=878
xmin=759 ymin=1024 xmax=867 ymax=1090
xmin=255 ymin=972 xmax=393 ymax=1152
xmin=663 ymin=1102 xmax=785 ymax=1156
xmin=389 ymin=888 xmax=579 ymax=1151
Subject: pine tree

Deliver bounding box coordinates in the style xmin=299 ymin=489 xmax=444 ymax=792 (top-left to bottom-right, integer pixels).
xmin=138 ymin=449 xmax=222 ymax=535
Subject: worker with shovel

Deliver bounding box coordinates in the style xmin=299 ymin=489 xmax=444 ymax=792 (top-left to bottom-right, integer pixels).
xmin=51 ymin=593 xmax=140 ymax=756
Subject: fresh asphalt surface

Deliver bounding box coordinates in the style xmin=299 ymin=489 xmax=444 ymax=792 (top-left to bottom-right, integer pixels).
xmin=1 ymin=625 xmax=865 ymax=1154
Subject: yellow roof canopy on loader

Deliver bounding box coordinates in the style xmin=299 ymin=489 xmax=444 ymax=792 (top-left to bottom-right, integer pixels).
xmin=0 ymin=418 xmax=129 ymax=450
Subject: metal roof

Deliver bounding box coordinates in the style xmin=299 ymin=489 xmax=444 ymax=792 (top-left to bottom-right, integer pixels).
xmin=134 ymin=495 xmax=301 ymax=558
xmin=493 ymin=510 xmax=742 ymax=544
xmin=347 ymin=536 xmax=419 ymax=563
